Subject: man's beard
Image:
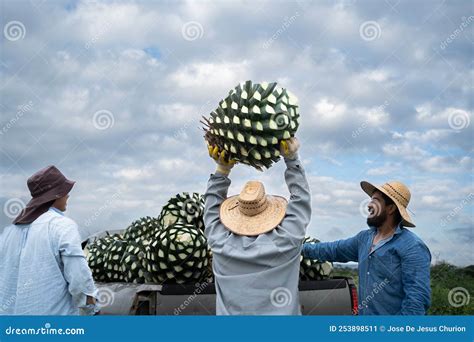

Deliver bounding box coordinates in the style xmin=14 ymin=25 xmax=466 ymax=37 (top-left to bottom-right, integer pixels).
xmin=366 ymin=210 xmax=387 ymax=228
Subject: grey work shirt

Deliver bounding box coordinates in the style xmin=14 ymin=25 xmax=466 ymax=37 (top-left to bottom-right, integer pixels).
xmin=203 ymin=157 xmax=311 ymax=315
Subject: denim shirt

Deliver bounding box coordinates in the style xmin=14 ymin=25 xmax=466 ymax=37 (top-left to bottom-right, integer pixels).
xmin=204 ymin=157 xmax=311 ymax=315
xmin=303 ymin=224 xmax=431 ymax=315
xmin=0 ymin=208 xmax=99 ymax=315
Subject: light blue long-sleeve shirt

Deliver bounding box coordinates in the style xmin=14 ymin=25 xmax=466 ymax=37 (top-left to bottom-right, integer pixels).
xmin=303 ymin=224 xmax=431 ymax=315
xmin=203 ymin=157 xmax=311 ymax=315
xmin=0 ymin=208 xmax=99 ymax=315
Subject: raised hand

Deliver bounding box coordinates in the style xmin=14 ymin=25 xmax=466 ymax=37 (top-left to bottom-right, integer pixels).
xmin=280 ymin=137 xmax=300 ymax=160
xmin=208 ymin=144 xmax=237 ymax=176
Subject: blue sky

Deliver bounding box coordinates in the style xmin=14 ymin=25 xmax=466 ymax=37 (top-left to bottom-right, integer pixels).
xmin=0 ymin=0 xmax=472 ymax=266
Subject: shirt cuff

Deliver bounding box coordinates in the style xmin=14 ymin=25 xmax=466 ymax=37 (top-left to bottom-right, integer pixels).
xmin=212 ymin=171 xmax=230 ymax=178
xmin=78 ymin=289 xmax=100 ymax=315
xmin=284 ymin=154 xmax=301 ymax=167
xmin=80 ymin=303 xmax=101 ymax=316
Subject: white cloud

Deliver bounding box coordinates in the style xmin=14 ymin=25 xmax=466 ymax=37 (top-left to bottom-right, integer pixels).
xmin=391 ymin=129 xmax=453 ymax=144
xmin=112 ymin=167 xmax=150 ymax=180
xmin=366 ymin=162 xmax=401 ymax=176
xmin=421 ymin=195 xmax=443 ymax=206
xmin=169 ymin=61 xmax=250 ymax=92
xmin=382 ymin=142 xmax=429 ymax=160
xmin=364 ymin=69 xmax=390 ymax=82
xmin=382 ymin=141 xmax=471 ymax=173
xmin=416 ymin=104 xmax=471 ymax=129
xmin=309 ymin=97 xmax=390 ymax=129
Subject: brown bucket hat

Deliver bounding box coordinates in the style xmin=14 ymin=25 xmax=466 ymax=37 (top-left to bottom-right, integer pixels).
xmin=13 ymin=165 xmax=75 ymax=225
xmin=219 ymin=181 xmax=287 ymax=236
xmin=360 ymin=180 xmax=415 ymax=227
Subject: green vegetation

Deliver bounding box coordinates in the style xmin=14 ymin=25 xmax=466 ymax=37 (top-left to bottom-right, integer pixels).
xmin=332 ymin=262 xmax=473 ymax=315
xmin=429 ymin=262 xmax=474 ymax=315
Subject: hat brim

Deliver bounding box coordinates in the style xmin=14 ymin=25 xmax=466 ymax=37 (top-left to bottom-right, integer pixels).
xmin=360 ymin=181 xmax=415 ymax=227
xmin=220 ymin=195 xmax=288 ymax=236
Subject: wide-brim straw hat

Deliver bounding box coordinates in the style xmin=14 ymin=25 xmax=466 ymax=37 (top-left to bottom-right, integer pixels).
xmin=360 ymin=180 xmax=415 ymax=227
xmin=220 ymin=181 xmax=288 ymax=236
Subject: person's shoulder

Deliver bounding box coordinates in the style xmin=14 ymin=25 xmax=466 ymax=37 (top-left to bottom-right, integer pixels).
xmin=356 ymin=228 xmax=372 ymax=239
xmin=399 ymin=227 xmax=424 ymax=243
xmin=0 ymin=223 xmax=16 ymax=235
xmin=47 ymin=211 xmax=78 ymax=231
xmin=398 ymin=227 xmax=430 ymax=253
xmin=54 ymin=216 xmax=78 ymax=228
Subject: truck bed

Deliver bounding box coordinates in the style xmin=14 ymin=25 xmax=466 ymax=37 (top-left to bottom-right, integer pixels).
xmin=95 ymin=277 xmax=357 ymax=315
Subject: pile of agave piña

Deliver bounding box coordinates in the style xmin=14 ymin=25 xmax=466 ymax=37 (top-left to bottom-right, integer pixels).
xmin=86 ymin=191 xmax=331 ymax=284
xmin=86 ymin=192 xmax=211 ymax=284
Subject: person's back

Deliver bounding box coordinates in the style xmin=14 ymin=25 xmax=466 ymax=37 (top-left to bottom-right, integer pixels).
xmin=0 ymin=165 xmax=98 ymax=315
xmin=204 ymin=138 xmax=310 ymax=315
xmin=209 ymin=224 xmax=304 ymax=315
xmin=1 ymin=210 xmax=84 ymax=315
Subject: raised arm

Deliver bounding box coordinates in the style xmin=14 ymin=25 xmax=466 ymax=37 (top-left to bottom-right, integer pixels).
xmin=204 ymin=174 xmax=231 ymax=246
xmin=203 ymin=145 xmax=235 ymax=247
xmin=279 ymin=138 xmax=311 ymax=243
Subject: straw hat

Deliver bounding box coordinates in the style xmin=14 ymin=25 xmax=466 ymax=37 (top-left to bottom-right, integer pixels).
xmin=360 ymin=180 xmax=415 ymax=227
xmin=220 ymin=181 xmax=288 ymax=236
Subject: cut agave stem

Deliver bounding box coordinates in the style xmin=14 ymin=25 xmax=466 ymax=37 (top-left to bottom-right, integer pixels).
xmin=202 ymin=80 xmax=299 ymax=171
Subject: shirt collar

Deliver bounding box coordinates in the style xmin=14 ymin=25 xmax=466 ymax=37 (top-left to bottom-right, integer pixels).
xmin=369 ymin=222 xmax=403 ymax=235
xmin=394 ymin=222 xmax=403 ymax=235
xmin=49 ymin=207 xmax=65 ymax=216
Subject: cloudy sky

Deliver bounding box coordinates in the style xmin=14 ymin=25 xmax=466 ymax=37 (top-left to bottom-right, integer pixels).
xmin=1 ymin=0 xmax=472 ymax=266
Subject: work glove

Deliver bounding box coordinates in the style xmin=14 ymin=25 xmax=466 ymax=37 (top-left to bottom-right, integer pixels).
xmin=280 ymin=137 xmax=300 ymax=160
xmin=208 ymin=144 xmax=236 ymax=176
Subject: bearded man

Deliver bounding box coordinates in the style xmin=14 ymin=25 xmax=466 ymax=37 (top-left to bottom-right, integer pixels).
xmin=303 ymin=181 xmax=431 ymax=315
